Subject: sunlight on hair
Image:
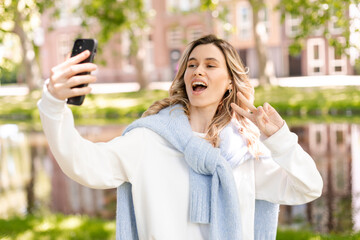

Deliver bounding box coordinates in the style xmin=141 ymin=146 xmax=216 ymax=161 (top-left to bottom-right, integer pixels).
xmin=237 ymin=66 xmax=250 ymax=75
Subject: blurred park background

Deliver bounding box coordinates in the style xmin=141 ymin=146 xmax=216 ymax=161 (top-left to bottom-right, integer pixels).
xmin=1 ymin=0 xmax=360 ymax=239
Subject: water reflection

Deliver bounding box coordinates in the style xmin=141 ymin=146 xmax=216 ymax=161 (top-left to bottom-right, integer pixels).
xmin=0 ymin=124 xmax=30 ymax=216
xmin=0 ymin=123 xmax=359 ymax=233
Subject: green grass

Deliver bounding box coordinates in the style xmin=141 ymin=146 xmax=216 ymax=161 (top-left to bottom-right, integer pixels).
xmin=277 ymin=228 xmax=360 ymax=240
xmin=0 ymin=214 xmax=359 ymax=240
xmin=0 ymin=214 xmax=115 ymax=240
xmin=254 ymin=86 xmax=360 ymax=120
xmin=0 ymin=85 xmax=359 ymax=125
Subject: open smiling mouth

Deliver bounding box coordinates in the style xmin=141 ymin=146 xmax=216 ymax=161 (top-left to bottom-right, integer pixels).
xmin=192 ymin=81 xmax=208 ymax=92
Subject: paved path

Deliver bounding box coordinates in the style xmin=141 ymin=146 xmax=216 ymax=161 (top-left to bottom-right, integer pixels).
xmin=0 ymin=75 xmax=359 ymax=96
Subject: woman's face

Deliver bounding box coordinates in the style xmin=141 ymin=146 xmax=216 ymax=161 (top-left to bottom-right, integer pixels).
xmin=184 ymin=44 xmax=231 ymax=111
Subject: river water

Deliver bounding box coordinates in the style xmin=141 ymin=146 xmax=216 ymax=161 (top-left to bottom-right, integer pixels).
xmin=0 ymin=122 xmax=359 ymax=233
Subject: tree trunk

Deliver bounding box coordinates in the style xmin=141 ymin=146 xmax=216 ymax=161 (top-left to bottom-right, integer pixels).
xmin=130 ymin=30 xmax=148 ymax=90
xmin=135 ymin=52 xmax=148 ymax=90
xmin=13 ymin=4 xmax=41 ymax=91
xmin=249 ymin=0 xmax=276 ymax=87
xmin=26 ymin=145 xmax=37 ymax=214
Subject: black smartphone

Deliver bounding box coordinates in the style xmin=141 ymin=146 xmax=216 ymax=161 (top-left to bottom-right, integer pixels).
xmin=67 ymin=38 xmax=97 ymax=106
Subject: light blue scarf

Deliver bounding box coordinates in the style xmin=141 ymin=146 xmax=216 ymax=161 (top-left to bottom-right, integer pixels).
xmin=116 ymin=104 xmax=279 ymax=239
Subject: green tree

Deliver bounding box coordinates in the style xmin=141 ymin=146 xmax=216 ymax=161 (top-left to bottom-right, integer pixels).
xmin=278 ymin=0 xmax=360 ymax=57
xmin=201 ymin=0 xmax=360 ymax=85
xmin=80 ymin=0 xmax=149 ymax=89
xmin=200 ymin=0 xmax=276 ymax=86
xmin=0 ymin=0 xmax=54 ymax=90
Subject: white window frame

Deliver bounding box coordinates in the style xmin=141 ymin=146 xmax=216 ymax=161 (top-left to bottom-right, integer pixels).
xmin=167 ymin=28 xmax=183 ymax=48
xmin=307 ymin=38 xmax=326 ymax=75
xmin=144 ymin=37 xmax=155 ymax=73
xmin=328 ymin=37 xmax=347 ymax=75
xmin=187 ymin=25 xmax=203 ymax=43
xmin=236 ymin=2 xmax=252 ymax=41
xmin=54 ymin=0 xmax=81 ymax=27
xmin=259 ymin=7 xmax=270 ymax=36
xmin=56 ymin=34 xmax=73 ymax=64
xmin=285 ymin=14 xmax=301 ymax=37
xmin=167 ymin=0 xmax=200 ymax=13
xmin=121 ymin=33 xmax=135 ymax=73
xmin=329 ymin=16 xmax=343 ymax=35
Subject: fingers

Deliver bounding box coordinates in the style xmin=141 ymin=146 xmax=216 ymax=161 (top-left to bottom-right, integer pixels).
xmin=231 ymin=103 xmax=253 ymax=120
xmin=264 ymin=102 xmax=270 ymax=112
xmin=263 ymin=102 xmax=284 ymax=128
xmin=66 ymin=75 xmax=97 ymax=88
xmin=48 ymin=72 xmax=97 ymax=100
xmin=256 ymin=106 xmax=270 ymax=123
xmin=54 ymin=63 xmax=97 ymax=82
xmin=52 ymin=50 xmax=91 ymax=73
xmin=236 ymin=92 xmax=257 ymax=112
xmin=254 ymin=106 xmax=266 ymax=130
xmin=70 ymin=86 xmax=92 ymax=97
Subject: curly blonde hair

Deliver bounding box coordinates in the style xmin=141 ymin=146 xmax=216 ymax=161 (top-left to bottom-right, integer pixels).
xmin=143 ymin=35 xmax=260 ymax=155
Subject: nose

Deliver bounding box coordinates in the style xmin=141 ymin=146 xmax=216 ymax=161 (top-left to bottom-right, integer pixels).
xmin=193 ymin=65 xmax=204 ymax=76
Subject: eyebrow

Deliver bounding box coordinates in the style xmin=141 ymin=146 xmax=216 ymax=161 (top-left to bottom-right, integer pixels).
xmin=188 ymin=57 xmax=220 ymax=63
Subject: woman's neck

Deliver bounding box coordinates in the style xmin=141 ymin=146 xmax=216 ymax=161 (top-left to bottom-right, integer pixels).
xmin=188 ymin=105 xmax=217 ymax=133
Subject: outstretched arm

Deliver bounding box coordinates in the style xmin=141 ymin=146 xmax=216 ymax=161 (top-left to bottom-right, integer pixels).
xmin=38 ymin=52 xmax=143 ymax=189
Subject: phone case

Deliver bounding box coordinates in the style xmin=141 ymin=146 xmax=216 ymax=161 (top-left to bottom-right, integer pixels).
xmin=67 ymin=39 xmax=98 ymax=106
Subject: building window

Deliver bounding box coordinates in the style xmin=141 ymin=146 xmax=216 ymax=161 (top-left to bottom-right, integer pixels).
xmin=285 ymin=14 xmax=301 ymax=37
xmin=237 ymin=2 xmax=252 ymax=41
xmin=167 ymin=28 xmax=183 ymax=48
xmin=57 ymin=34 xmax=73 ymax=64
xmin=329 ymin=16 xmax=343 ymax=34
xmin=329 ymin=37 xmax=347 ymax=75
xmin=216 ymin=6 xmax=233 ymax=41
xmin=121 ymin=33 xmax=135 ymax=73
xmin=259 ymin=7 xmax=270 ymax=36
xmin=144 ymin=36 xmax=155 ymax=73
xmin=167 ymin=0 xmax=200 ymax=13
xmin=54 ymin=0 xmax=82 ymax=27
xmin=307 ymin=38 xmax=325 ymax=75
xmin=187 ymin=26 xmax=203 ymax=43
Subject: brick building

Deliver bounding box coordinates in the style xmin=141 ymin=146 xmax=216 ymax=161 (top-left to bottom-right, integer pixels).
xmin=39 ymin=0 xmax=357 ymax=84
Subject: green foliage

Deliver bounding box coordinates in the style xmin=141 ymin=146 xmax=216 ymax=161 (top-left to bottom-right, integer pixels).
xmin=277 ymin=0 xmax=360 ymax=56
xmin=0 ymin=61 xmax=20 ymax=85
xmin=79 ymin=0 xmax=148 ymax=58
xmin=0 ymin=0 xmax=56 ymax=89
xmin=0 ymin=86 xmax=360 ymax=125
xmin=254 ymin=86 xmax=360 ymax=122
xmin=200 ymin=0 xmax=218 ymax=11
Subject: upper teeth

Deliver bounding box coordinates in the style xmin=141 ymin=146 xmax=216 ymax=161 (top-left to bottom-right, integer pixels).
xmin=192 ymin=82 xmax=207 ymax=87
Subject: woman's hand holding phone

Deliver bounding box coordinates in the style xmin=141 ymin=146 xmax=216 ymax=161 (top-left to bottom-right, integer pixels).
xmin=47 ymin=50 xmax=97 ymax=101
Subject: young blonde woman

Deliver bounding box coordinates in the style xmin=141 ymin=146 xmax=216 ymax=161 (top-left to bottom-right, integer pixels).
xmin=38 ymin=35 xmax=323 ymax=240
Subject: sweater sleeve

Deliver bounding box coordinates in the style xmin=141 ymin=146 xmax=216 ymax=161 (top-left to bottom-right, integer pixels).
xmin=254 ymin=123 xmax=323 ymax=205
xmin=37 ymin=81 xmax=144 ymax=189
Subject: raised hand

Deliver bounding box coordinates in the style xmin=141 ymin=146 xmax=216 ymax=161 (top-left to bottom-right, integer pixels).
xmin=230 ymin=91 xmax=284 ymax=137
xmin=47 ymin=50 xmax=97 ymax=101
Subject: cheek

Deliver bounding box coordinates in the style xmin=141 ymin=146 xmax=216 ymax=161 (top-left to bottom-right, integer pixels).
xmin=184 ymin=70 xmax=190 ymax=82
xmin=183 ymin=70 xmax=192 ymax=88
